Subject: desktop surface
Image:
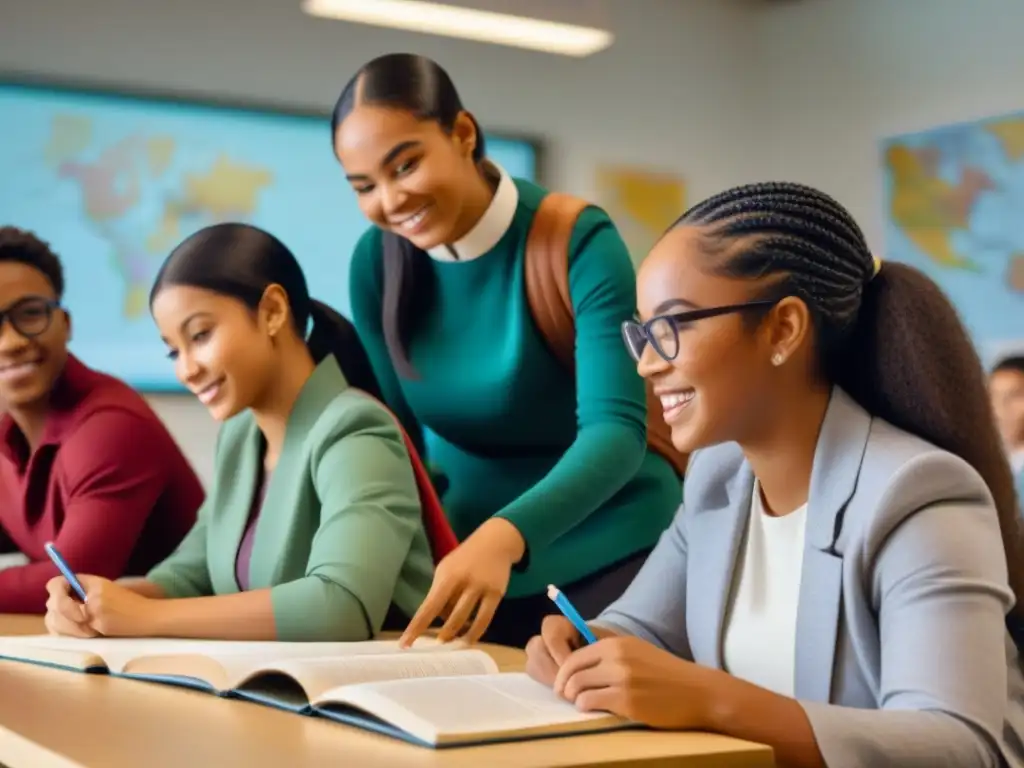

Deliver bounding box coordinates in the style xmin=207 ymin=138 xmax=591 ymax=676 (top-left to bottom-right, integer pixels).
xmin=0 ymin=615 xmax=774 ymax=768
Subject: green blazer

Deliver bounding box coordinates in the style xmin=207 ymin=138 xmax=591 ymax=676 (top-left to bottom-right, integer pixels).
xmin=147 ymin=357 xmax=434 ymax=641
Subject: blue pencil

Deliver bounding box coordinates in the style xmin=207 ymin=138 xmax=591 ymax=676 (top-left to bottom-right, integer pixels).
xmin=546 ymin=584 xmax=598 ymax=644
xmin=44 ymin=542 xmax=88 ymax=603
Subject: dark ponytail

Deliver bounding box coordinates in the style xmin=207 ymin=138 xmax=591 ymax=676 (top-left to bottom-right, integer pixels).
xmin=379 ymin=234 xmax=433 ymax=379
xmin=307 ymin=299 xmax=383 ymax=399
xmin=332 ymin=53 xmax=486 ymax=378
xmin=838 ymin=262 xmax=1024 ymax=621
xmin=150 ymin=222 xmax=382 ymax=400
xmin=679 ymin=181 xmax=1024 ymax=625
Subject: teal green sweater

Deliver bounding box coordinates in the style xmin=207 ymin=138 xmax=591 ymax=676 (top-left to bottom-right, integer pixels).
xmin=349 ymin=178 xmax=680 ymax=597
xmin=147 ymin=358 xmax=434 ymax=640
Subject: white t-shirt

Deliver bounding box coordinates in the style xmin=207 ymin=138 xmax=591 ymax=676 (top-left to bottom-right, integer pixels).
xmin=0 ymin=552 xmax=29 ymax=571
xmin=721 ymin=482 xmax=808 ymax=697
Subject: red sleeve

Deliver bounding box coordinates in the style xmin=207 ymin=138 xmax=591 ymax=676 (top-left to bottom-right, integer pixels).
xmin=0 ymin=410 xmax=173 ymax=613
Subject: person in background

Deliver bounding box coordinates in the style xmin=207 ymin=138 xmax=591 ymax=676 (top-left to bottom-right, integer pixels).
xmin=333 ymin=53 xmax=681 ymax=648
xmin=525 ymin=183 xmax=1024 ymax=767
xmin=989 ymin=355 xmax=1024 ymax=500
xmin=0 ymin=226 xmax=201 ymax=614
xmin=44 ymin=223 xmax=434 ymax=641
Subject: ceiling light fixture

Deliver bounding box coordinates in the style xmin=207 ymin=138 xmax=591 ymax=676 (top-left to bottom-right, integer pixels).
xmin=301 ymin=0 xmax=614 ymax=57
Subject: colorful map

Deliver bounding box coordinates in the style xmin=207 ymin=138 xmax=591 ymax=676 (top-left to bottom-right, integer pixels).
xmin=596 ymin=166 xmax=686 ymax=267
xmin=44 ymin=116 xmax=274 ymax=319
xmin=882 ymin=110 xmax=1024 ymax=364
xmin=0 ymin=84 xmax=537 ymax=390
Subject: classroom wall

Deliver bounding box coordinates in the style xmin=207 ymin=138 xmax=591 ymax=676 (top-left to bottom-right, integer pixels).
xmin=3 ymin=0 xmax=1020 ymax=485
xmin=0 ymin=0 xmax=760 ymax=485
xmin=750 ymin=0 xmax=1024 ymax=250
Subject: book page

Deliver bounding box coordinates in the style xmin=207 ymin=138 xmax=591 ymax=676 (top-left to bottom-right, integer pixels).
xmin=317 ymin=672 xmax=625 ymax=746
xmin=249 ymin=649 xmax=500 ymax=703
xmin=0 ymin=635 xmax=452 ymax=679
xmin=0 ymin=635 xmax=104 ymax=672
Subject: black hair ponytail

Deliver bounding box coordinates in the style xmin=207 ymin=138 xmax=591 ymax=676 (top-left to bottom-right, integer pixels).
xmin=151 ymin=222 xmax=382 ymax=401
xmin=838 ymin=262 xmax=1024 ymax=621
xmin=308 ymin=299 xmax=383 ymax=399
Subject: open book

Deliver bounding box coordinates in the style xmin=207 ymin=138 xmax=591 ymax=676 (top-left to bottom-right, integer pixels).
xmin=0 ymin=635 xmax=631 ymax=747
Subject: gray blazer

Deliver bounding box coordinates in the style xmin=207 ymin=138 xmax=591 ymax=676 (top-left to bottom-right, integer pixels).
xmin=596 ymin=387 xmax=1024 ymax=767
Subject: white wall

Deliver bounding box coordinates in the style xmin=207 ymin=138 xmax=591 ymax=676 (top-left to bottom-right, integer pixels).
xmin=0 ymin=0 xmax=759 ymax=485
xmin=5 ymin=0 xmax=1020 ymax=484
xmin=750 ymin=0 xmax=1024 ymax=250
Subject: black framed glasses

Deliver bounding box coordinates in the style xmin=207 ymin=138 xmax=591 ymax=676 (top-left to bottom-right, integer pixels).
xmin=621 ymin=300 xmax=779 ymax=362
xmin=0 ymin=296 xmax=62 ymax=339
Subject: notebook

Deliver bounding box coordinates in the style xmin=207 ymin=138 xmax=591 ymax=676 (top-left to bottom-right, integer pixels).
xmin=0 ymin=635 xmax=632 ymax=747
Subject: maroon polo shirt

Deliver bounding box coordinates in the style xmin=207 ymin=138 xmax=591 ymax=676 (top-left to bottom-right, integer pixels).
xmin=0 ymin=355 xmax=204 ymax=613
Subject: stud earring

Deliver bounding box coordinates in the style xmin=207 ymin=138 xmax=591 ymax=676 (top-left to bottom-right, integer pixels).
xmin=771 ymin=353 xmax=784 ymax=366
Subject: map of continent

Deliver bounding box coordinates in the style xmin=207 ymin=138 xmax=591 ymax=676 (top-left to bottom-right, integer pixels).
xmin=43 ymin=115 xmax=273 ymax=318
xmin=596 ymin=166 xmax=686 ymax=266
xmin=0 ymin=83 xmax=537 ymax=390
xmin=883 ymin=111 xmax=1024 ymax=362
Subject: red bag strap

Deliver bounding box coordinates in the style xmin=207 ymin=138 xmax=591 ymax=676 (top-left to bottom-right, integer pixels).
xmin=351 ymin=391 xmax=458 ymax=564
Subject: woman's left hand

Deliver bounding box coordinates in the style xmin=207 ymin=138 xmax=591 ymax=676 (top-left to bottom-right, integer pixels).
xmin=78 ymin=575 xmax=163 ymax=637
xmin=554 ymin=635 xmax=727 ymax=730
xmin=400 ymin=518 xmax=525 ymax=647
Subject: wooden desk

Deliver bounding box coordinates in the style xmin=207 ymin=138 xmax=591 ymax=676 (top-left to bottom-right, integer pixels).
xmin=0 ymin=614 xmax=43 ymax=636
xmin=0 ymin=616 xmax=774 ymax=767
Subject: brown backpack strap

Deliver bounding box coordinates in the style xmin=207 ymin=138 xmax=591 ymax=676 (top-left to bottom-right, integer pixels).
xmin=524 ymin=192 xmax=688 ymax=478
xmin=524 ymin=192 xmax=588 ymax=370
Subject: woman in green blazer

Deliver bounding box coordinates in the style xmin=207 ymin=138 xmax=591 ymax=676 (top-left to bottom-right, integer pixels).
xmin=43 ymin=223 xmax=434 ymax=642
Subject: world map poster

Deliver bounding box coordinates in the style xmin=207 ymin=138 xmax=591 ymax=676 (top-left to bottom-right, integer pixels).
xmin=882 ymin=109 xmax=1024 ymax=366
xmin=0 ymin=83 xmax=538 ymax=391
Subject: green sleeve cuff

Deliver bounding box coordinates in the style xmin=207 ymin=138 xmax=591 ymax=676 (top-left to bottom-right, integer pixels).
xmin=270 ymin=576 xmax=372 ymax=642
xmin=145 ymin=567 xmax=207 ymax=600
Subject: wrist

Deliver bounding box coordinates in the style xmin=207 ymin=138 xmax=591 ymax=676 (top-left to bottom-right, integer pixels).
xmin=699 ymin=667 xmax=746 ymax=733
xmin=141 ymin=598 xmax=174 ymax=637
xmin=479 ymin=517 xmax=527 ymax=564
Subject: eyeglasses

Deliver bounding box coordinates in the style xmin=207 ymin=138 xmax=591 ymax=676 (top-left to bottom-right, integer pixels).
xmin=621 ymin=300 xmax=778 ymax=362
xmin=0 ymin=296 xmax=62 ymax=339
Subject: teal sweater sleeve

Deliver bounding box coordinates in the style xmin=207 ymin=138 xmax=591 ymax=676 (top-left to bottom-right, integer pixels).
xmin=269 ymin=397 xmax=427 ymax=641
xmin=348 ymin=228 xmax=426 ymax=458
xmin=495 ymin=208 xmax=648 ymax=553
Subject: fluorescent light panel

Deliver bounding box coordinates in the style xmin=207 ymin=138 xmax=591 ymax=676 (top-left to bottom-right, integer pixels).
xmin=301 ymin=0 xmax=613 ymax=57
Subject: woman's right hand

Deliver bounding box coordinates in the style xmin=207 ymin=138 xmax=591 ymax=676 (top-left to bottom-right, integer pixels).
xmin=525 ymin=615 xmax=583 ymax=686
xmin=44 ymin=576 xmax=98 ymax=638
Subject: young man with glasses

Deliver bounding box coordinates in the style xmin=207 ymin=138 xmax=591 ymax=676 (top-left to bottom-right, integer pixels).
xmin=0 ymin=227 xmax=203 ymax=614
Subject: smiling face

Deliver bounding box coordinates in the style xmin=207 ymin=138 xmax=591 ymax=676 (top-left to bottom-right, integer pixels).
xmin=634 ymin=227 xmax=812 ymax=453
xmin=151 ymin=285 xmax=279 ymax=421
xmin=333 ymin=104 xmax=481 ymax=249
xmin=0 ymin=262 xmax=70 ymax=411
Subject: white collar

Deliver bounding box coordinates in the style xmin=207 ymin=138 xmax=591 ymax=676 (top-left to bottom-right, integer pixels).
xmin=427 ymin=163 xmax=519 ymax=262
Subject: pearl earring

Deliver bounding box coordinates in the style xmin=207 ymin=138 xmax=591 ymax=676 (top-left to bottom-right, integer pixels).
xmin=772 ymin=353 xmax=784 ymax=366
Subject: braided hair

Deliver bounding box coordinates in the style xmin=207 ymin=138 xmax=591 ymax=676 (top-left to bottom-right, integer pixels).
xmin=678 ymin=181 xmax=1024 ymax=625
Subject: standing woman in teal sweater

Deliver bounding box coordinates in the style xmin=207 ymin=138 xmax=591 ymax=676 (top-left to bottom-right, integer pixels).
xmin=333 ymin=53 xmax=681 ymax=647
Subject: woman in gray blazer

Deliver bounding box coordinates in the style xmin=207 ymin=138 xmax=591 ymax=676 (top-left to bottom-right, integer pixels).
xmin=525 ymin=182 xmax=1024 ymax=767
